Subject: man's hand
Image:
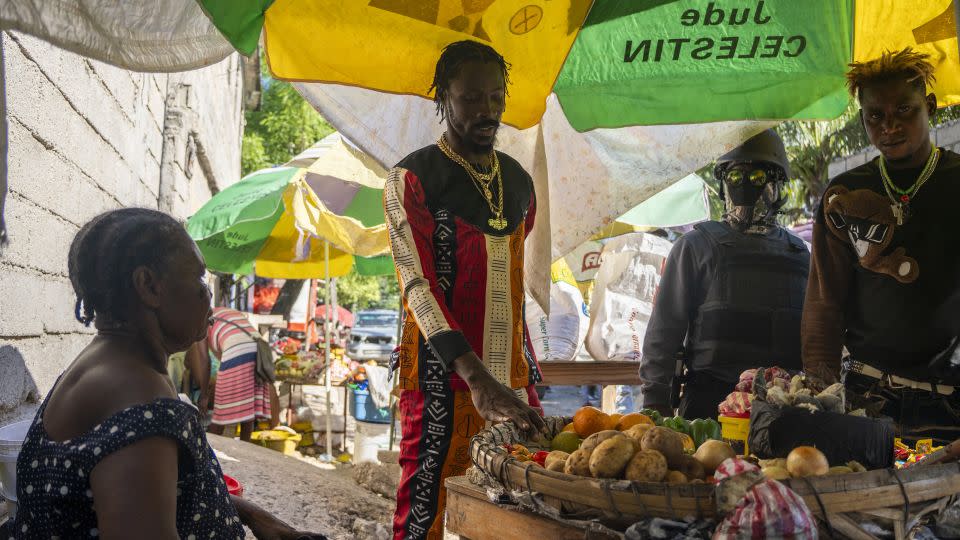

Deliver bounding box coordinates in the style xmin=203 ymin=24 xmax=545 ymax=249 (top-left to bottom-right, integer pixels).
xmin=452 ymin=352 xmax=546 ymax=440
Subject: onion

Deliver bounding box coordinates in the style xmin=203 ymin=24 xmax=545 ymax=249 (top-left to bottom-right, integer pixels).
xmin=786 ymin=446 xmax=829 ymax=477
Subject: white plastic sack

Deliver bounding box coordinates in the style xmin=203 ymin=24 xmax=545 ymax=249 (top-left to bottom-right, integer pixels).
xmin=525 ymin=281 xmax=589 ymax=362
xmin=585 ymin=233 xmax=673 ymax=362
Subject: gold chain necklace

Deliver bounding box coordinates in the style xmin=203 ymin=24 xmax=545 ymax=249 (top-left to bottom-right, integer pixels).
xmin=437 ymin=134 xmax=507 ymax=230
xmin=878 ymin=146 xmax=940 ymax=225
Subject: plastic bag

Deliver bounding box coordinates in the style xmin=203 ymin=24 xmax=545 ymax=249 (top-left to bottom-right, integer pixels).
xmin=713 ymin=458 xmax=817 ymax=540
xmin=748 ymin=400 xmax=894 ymax=470
xmin=524 ymin=275 xmax=589 ymax=361
xmin=584 ymin=232 xmax=673 ymax=361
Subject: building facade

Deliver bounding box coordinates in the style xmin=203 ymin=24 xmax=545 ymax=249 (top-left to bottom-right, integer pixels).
xmin=0 ymin=30 xmax=246 ymax=424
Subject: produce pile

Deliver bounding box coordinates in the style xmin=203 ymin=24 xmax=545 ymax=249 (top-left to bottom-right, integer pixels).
xmin=503 ymin=406 xmax=729 ymax=484
xmin=499 ymin=405 xmax=871 ymax=485
xmin=720 ymin=366 xmax=868 ymax=418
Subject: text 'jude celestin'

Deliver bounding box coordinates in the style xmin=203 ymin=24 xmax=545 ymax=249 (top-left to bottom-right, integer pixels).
xmin=624 ymin=1 xmax=807 ymax=63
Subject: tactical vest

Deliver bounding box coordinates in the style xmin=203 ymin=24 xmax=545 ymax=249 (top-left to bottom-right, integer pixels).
xmin=687 ymin=221 xmax=810 ymax=381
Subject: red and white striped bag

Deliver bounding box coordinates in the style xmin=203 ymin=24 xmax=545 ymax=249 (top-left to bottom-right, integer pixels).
xmin=713 ymin=458 xmax=818 ymax=540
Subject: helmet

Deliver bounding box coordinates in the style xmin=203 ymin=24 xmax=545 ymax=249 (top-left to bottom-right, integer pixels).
xmin=716 ymin=129 xmax=790 ymax=177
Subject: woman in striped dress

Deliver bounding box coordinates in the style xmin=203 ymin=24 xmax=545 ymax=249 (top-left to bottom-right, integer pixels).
xmin=202 ymin=306 xmax=272 ymax=441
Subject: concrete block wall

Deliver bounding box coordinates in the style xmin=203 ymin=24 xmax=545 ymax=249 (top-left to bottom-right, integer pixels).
xmin=828 ymin=119 xmax=960 ymax=177
xmin=0 ymin=31 xmax=244 ymax=424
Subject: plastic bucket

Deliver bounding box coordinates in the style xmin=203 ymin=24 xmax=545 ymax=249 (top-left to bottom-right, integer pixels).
xmin=0 ymin=420 xmax=29 ymax=502
xmin=719 ymin=414 xmax=750 ymax=455
xmin=354 ymin=421 xmax=390 ymax=464
xmin=223 ymin=473 xmax=243 ymax=497
xmin=348 ymin=389 xmax=391 ymax=424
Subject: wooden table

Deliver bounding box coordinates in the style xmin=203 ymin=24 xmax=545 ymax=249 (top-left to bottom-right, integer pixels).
xmin=444 ymin=476 xmax=620 ymax=540
xmin=538 ymin=361 xmax=643 ymax=414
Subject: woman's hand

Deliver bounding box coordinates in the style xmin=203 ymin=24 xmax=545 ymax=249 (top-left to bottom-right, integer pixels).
xmin=231 ymin=495 xmax=327 ymax=540
xmin=452 ymin=352 xmax=546 ymax=440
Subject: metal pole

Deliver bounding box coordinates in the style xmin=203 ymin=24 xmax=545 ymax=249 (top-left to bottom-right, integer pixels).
xmin=323 ymin=241 xmax=333 ymax=460
xmin=388 ymin=296 xmax=403 ymax=451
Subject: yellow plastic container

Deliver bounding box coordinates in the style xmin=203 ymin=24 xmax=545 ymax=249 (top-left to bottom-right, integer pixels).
xmin=251 ymin=428 xmax=302 ymax=456
xmin=719 ymin=415 xmax=750 ymax=456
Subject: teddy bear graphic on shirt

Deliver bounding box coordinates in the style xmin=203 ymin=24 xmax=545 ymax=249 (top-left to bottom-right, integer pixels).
xmin=823 ymin=185 xmax=919 ymax=283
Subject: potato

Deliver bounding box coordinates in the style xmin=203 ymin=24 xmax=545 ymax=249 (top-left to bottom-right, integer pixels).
xmin=564 ymin=448 xmax=593 ymax=477
xmin=581 ymin=430 xmax=625 ymax=453
xmin=847 ymin=460 xmax=867 ymax=473
xmin=828 ymin=466 xmax=853 ymax=476
xmin=762 ymin=466 xmax=791 ymax=480
xmin=625 ymin=449 xmax=668 ymax=482
xmin=547 ymin=458 xmax=567 ymax=472
xmin=545 ymin=450 xmax=570 ymax=470
xmin=589 ymin=437 xmax=639 ymax=478
xmin=676 ymin=454 xmax=705 ymax=480
xmin=692 ymin=440 xmax=736 ymax=474
xmin=623 ymin=423 xmax=655 ymax=445
xmin=758 ymin=458 xmax=787 ymax=469
xmin=666 ymin=470 xmax=688 ymax=483
xmin=640 ymin=426 xmax=684 ymax=468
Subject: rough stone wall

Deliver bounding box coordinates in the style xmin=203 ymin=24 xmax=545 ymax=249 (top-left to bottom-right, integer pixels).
xmin=828 ymin=120 xmax=960 ymax=178
xmin=0 ymin=31 xmax=243 ymax=425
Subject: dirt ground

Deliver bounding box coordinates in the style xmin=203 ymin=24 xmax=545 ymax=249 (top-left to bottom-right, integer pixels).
xmin=208 ymin=435 xmax=396 ymax=540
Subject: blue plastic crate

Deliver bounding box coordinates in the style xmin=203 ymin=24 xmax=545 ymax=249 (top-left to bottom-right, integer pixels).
xmin=349 ymin=388 xmax=391 ymax=424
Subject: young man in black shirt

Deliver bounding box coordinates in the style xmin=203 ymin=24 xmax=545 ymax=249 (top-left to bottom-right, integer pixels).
xmin=803 ymin=48 xmax=960 ymax=443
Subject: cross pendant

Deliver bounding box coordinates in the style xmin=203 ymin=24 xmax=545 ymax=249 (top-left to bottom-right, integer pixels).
xmin=891 ymin=203 xmax=903 ymax=225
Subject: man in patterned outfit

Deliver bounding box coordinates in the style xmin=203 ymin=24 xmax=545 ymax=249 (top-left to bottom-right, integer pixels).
xmin=385 ymin=40 xmax=547 ymax=539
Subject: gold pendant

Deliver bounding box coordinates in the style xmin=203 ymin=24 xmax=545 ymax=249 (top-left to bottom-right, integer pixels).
xmin=488 ymin=217 xmax=507 ymax=230
xmin=891 ymin=203 xmax=904 ymax=226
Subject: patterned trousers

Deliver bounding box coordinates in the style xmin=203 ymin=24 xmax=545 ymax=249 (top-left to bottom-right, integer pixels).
xmin=392 ymin=385 xmax=540 ymax=540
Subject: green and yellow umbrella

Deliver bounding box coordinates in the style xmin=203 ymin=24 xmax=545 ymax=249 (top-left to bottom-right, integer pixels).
xmin=186 ymin=133 xmax=393 ymax=278
xmin=199 ymin=0 xmax=960 ymax=130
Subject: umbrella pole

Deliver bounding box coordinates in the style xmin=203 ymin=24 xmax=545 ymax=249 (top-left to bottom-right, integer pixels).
xmin=323 ymin=241 xmax=333 ymax=461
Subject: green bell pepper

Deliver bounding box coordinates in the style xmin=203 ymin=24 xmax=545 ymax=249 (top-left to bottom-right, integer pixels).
xmin=663 ymin=416 xmax=691 ymax=436
xmin=690 ymin=418 xmax=722 ymax=447
xmin=639 ymin=408 xmax=663 ymax=426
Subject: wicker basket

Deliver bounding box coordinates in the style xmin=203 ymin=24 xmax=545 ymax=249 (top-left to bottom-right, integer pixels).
xmin=469 ymin=417 xmax=960 ymax=537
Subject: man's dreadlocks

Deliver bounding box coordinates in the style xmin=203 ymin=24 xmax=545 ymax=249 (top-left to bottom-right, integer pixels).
xmin=846 ymin=47 xmax=936 ymax=100
xmin=430 ymin=40 xmax=511 ymax=120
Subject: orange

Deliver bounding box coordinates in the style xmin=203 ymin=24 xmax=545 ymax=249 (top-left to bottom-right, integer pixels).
xmin=562 ymin=422 xmax=576 ymax=433
xmin=616 ymin=413 xmax=655 ymax=431
xmin=572 ymin=406 xmax=609 ymax=438
xmin=605 ymin=413 xmax=624 ymax=430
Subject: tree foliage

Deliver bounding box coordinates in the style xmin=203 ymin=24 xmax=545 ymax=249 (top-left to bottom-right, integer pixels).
xmin=336 ymin=272 xmax=401 ymax=312
xmin=241 ymin=54 xmax=334 ymax=176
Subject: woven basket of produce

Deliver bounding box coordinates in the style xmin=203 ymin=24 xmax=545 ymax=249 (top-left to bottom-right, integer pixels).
xmin=468 ymin=406 xmax=960 ymax=536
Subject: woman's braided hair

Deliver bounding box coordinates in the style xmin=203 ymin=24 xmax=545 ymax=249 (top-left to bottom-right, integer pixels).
xmin=68 ymin=208 xmax=188 ymax=326
xmin=429 ymin=40 xmax=511 ymax=121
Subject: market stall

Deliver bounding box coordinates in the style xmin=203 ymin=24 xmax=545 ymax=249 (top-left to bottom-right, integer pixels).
xmin=446 ymin=367 xmax=960 ymax=539
xmin=186 ymin=132 xmax=394 ymax=459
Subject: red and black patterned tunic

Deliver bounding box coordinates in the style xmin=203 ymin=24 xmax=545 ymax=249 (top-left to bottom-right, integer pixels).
xmin=385 ymin=144 xmax=542 ymax=540
xmin=385 ymin=144 xmax=542 ymax=393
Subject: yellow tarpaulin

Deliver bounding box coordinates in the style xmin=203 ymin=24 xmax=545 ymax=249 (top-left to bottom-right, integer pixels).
xmin=263 ymin=0 xmax=592 ymax=130
xmin=855 ymin=0 xmax=960 ymax=107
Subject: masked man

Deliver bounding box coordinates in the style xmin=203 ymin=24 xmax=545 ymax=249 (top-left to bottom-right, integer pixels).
xmin=384 ymin=41 xmax=546 ymax=540
xmin=803 ymin=48 xmax=960 ymax=444
xmin=640 ymin=130 xmax=810 ymax=419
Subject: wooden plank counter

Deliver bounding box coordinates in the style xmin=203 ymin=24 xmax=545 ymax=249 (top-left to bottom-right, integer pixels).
xmin=538 ymin=361 xmax=643 ymax=414
xmin=444 ymin=476 xmax=619 ymax=540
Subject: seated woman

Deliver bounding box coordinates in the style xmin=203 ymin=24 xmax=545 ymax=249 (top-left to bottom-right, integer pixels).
xmin=0 ymin=208 xmax=322 ymax=540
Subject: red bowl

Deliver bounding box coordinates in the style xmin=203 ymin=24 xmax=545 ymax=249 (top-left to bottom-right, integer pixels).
xmin=223 ymin=473 xmax=243 ymax=497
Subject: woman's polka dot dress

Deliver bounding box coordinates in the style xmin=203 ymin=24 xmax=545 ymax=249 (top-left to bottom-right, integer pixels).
xmin=1 ymin=397 xmax=244 ymax=539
